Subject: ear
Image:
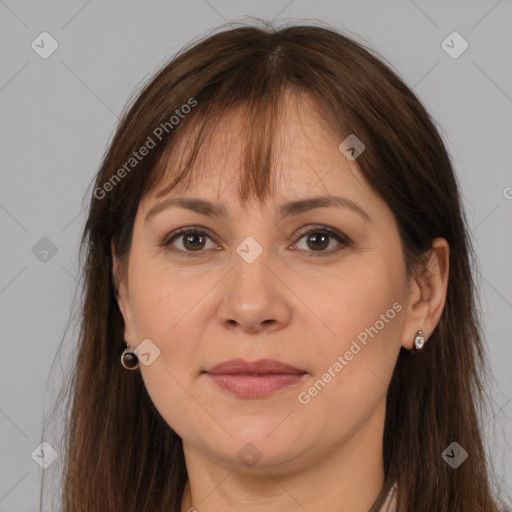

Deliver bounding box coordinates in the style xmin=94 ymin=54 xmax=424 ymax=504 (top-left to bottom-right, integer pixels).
xmin=111 ymin=241 xmax=137 ymax=345
xmin=400 ymin=237 xmax=450 ymax=350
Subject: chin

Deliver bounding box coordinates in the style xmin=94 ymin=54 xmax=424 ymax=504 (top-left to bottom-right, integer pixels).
xmin=194 ymin=423 xmax=309 ymax=470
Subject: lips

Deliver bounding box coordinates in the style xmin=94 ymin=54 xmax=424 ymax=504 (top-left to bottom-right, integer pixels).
xmin=204 ymin=358 xmax=307 ymax=398
xmin=205 ymin=358 xmax=305 ymax=376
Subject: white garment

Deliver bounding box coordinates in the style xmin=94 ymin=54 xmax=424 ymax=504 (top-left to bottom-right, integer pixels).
xmin=379 ymin=482 xmax=398 ymax=512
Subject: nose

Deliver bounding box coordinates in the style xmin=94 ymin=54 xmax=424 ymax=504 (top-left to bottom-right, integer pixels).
xmin=216 ymin=251 xmax=292 ymax=335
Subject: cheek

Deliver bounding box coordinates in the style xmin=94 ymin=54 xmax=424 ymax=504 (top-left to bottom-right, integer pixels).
xmin=127 ymin=259 xmax=213 ymax=377
xmin=129 ymin=280 xmax=171 ymax=339
xmin=294 ymin=292 xmax=403 ymax=445
xmin=304 ymin=257 xmax=403 ymax=347
xmin=127 ymin=267 xmax=208 ymax=438
xmin=128 ymin=251 xmax=192 ymax=339
xmin=298 ymin=256 xmax=405 ymax=402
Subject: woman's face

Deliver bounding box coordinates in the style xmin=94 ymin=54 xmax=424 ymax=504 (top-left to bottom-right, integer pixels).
xmin=115 ymin=94 xmax=419 ymax=473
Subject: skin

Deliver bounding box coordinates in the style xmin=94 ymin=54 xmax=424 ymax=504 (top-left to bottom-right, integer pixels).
xmin=114 ymin=93 xmax=449 ymax=512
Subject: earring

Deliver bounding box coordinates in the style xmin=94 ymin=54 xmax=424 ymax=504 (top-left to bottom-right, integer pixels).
xmin=410 ymin=330 xmax=425 ymax=354
xmin=121 ymin=343 xmax=139 ymax=370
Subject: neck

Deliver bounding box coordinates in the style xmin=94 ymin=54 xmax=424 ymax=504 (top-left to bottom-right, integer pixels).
xmin=180 ymin=400 xmax=387 ymax=512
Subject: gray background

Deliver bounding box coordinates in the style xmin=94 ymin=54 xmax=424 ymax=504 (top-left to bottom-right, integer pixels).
xmin=1 ymin=1 xmax=511 ymax=510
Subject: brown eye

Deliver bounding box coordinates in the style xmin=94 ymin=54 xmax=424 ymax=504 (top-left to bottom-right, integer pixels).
xmin=160 ymin=225 xmax=350 ymax=258
xmin=181 ymin=232 xmax=207 ymax=251
xmin=293 ymin=226 xmax=350 ymax=256
xmin=160 ymin=228 xmax=216 ymax=256
xmin=305 ymin=232 xmax=329 ymax=251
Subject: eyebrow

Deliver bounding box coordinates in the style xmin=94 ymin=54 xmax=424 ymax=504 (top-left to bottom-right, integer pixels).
xmin=144 ymin=195 xmax=372 ymax=223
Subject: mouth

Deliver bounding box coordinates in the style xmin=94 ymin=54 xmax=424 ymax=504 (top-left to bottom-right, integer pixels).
xmin=203 ymin=358 xmax=307 ymax=398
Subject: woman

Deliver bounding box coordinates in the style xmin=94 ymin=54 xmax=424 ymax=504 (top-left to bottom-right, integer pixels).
xmin=54 ymin=21 xmax=508 ymax=511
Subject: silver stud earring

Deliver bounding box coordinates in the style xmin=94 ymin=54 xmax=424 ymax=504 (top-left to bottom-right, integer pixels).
xmin=410 ymin=330 xmax=425 ymax=354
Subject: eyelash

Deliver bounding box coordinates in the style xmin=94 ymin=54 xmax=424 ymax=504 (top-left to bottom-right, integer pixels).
xmin=158 ymin=225 xmax=351 ymax=258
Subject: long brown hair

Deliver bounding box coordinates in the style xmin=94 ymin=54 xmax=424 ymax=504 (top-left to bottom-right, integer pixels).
xmin=45 ymin=20 xmax=508 ymax=511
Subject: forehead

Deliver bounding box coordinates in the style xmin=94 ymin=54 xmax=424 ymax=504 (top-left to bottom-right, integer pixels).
xmin=142 ymin=92 xmax=370 ymax=211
